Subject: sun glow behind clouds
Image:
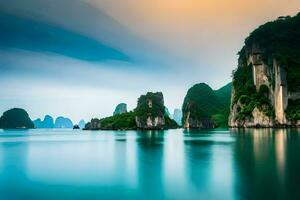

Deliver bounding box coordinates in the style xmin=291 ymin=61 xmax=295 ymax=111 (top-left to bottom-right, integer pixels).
xmin=91 ymin=0 xmax=300 ymax=80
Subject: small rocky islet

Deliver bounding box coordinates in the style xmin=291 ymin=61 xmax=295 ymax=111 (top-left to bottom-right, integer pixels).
xmin=84 ymin=92 xmax=178 ymax=130
xmin=0 ymin=108 xmax=34 ymax=129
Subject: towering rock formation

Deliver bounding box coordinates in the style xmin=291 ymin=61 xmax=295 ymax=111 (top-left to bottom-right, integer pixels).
xmin=182 ymin=83 xmax=231 ymax=128
xmin=229 ymin=14 xmax=300 ymax=127
xmin=135 ymin=92 xmax=166 ymax=129
xmin=113 ymin=103 xmax=127 ymax=116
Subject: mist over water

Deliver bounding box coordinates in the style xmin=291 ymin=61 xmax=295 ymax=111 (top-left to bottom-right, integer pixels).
xmin=0 ymin=129 xmax=299 ymax=200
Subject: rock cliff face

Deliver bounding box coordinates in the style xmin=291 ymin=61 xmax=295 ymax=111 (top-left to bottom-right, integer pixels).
xmin=229 ymin=15 xmax=300 ymax=127
xmin=113 ymin=103 xmax=127 ymax=116
xmin=135 ymin=92 xmax=166 ymax=129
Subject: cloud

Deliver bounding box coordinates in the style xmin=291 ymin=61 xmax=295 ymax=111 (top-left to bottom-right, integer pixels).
xmin=0 ymin=0 xmax=163 ymax=65
xmin=0 ymin=12 xmax=129 ymax=61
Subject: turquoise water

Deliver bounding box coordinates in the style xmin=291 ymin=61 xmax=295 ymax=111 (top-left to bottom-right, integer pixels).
xmin=0 ymin=129 xmax=299 ymax=200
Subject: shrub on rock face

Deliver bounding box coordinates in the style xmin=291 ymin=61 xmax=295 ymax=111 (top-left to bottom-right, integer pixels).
xmin=0 ymin=108 xmax=34 ymax=129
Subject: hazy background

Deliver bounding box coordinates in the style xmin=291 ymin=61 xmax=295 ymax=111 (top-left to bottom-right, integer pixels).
xmin=0 ymin=0 xmax=300 ymax=122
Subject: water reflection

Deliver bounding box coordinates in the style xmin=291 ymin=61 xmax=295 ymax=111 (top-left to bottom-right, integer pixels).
xmin=135 ymin=130 xmax=165 ymax=199
xmin=0 ymin=138 xmax=29 ymax=199
xmin=232 ymin=128 xmax=300 ymax=199
xmin=163 ymin=130 xmax=187 ymax=199
xmin=184 ymin=129 xmax=236 ymax=199
xmin=26 ymin=132 xmax=121 ymax=184
xmin=0 ymin=129 xmax=300 ymax=199
xmin=125 ymin=131 xmax=138 ymax=188
xmin=184 ymin=131 xmax=213 ymax=192
xmin=275 ymin=129 xmax=286 ymax=185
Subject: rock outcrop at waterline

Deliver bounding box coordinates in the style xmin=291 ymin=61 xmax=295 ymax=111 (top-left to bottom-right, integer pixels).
xmin=229 ymin=14 xmax=300 ymax=127
xmin=84 ymin=92 xmax=178 ymax=130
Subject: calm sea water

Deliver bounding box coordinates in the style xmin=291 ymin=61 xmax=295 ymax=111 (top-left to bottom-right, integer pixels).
xmin=0 ymin=129 xmax=299 ymax=200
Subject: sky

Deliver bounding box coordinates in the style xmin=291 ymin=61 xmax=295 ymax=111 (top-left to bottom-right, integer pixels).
xmin=0 ymin=0 xmax=300 ymax=123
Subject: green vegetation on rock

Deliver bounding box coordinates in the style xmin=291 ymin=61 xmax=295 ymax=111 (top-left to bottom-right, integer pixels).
xmin=135 ymin=92 xmax=178 ymax=129
xmin=135 ymin=92 xmax=165 ymax=120
xmin=232 ymin=13 xmax=300 ymax=122
xmin=232 ymin=65 xmax=275 ymax=120
xmin=99 ymin=112 xmax=136 ymax=130
xmin=0 ymin=108 xmax=34 ymax=129
xmin=85 ymin=92 xmax=179 ymax=130
xmin=182 ymin=83 xmax=232 ymax=128
xmin=214 ymin=83 xmax=232 ymax=127
xmin=245 ymin=13 xmax=300 ymax=92
xmin=164 ymin=115 xmax=179 ymax=129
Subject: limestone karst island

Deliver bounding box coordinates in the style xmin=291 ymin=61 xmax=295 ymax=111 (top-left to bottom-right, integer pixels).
xmin=0 ymin=1 xmax=300 ymax=200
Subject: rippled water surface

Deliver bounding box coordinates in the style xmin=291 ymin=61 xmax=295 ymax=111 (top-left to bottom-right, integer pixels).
xmin=0 ymin=129 xmax=299 ymax=200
